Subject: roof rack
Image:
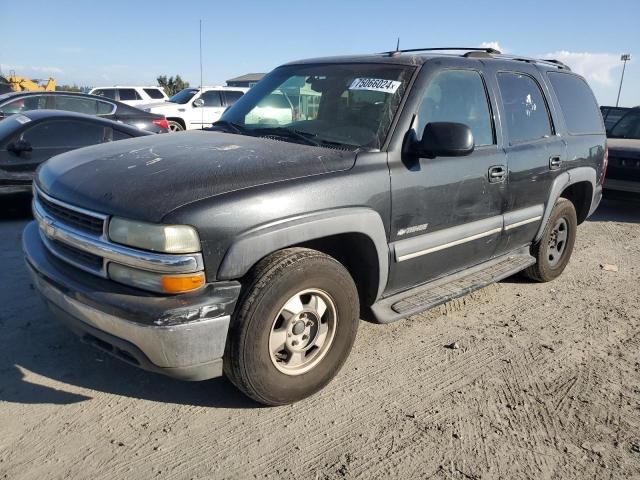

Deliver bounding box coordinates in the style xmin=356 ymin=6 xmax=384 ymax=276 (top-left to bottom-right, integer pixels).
xmin=381 ymin=47 xmax=502 ymax=57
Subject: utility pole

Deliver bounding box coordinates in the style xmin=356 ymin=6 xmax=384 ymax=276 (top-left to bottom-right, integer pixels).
xmin=616 ymin=53 xmax=631 ymax=107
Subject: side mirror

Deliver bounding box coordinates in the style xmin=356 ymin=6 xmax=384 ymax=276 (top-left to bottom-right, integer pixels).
xmin=416 ymin=122 xmax=474 ymax=158
xmin=193 ymin=98 xmax=204 ymax=108
xmin=8 ymin=139 xmax=33 ymax=156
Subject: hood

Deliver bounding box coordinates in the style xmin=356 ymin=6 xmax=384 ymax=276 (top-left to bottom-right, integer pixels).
xmin=607 ymin=138 xmax=640 ymax=159
xmin=36 ymin=131 xmax=356 ymax=222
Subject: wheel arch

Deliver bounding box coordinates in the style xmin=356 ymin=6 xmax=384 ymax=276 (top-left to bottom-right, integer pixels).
xmin=535 ymin=167 xmax=598 ymax=242
xmin=166 ymin=117 xmax=186 ymax=129
xmin=217 ymin=208 xmax=389 ymax=302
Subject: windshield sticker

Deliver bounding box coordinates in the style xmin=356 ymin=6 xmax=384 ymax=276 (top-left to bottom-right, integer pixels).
xmin=349 ymin=78 xmax=401 ymax=94
xmin=14 ymin=115 xmax=31 ymax=124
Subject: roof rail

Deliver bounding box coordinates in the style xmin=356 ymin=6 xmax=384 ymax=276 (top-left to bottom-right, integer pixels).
xmin=381 ymin=47 xmax=501 ymax=57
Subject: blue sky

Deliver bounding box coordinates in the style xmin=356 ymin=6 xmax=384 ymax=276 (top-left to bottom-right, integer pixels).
xmin=2 ymin=0 xmax=639 ymax=106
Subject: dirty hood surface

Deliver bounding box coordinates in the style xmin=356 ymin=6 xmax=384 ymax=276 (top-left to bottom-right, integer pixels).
xmin=37 ymin=130 xmax=355 ymax=222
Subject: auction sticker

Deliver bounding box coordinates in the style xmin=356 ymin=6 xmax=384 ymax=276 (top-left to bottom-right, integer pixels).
xmin=14 ymin=115 xmax=31 ymax=124
xmin=349 ymin=78 xmax=401 ymax=94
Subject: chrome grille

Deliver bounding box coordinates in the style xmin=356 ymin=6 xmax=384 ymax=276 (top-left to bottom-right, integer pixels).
xmin=37 ymin=191 xmax=105 ymax=236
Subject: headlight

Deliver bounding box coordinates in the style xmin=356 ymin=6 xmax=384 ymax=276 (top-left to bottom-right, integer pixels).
xmin=108 ymin=217 xmax=201 ymax=253
xmin=108 ymin=263 xmax=205 ymax=294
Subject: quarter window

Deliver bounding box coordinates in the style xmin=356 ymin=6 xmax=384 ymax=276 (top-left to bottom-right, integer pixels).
xmin=417 ymin=70 xmax=494 ymax=146
xmin=497 ymin=72 xmax=552 ymax=144
xmin=548 ymin=72 xmax=603 ymax=135
xmin=143 ymin=88 xmax=165 ymax=99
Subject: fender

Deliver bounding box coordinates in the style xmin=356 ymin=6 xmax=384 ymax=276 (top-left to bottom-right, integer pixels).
xmin=535 ymin=166 xmax=598 ymax=242
xmin=217 ymin=208 xmax=390 ymax=300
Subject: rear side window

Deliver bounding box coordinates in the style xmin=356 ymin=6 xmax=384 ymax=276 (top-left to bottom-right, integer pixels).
xmin=200 ymin=91 xmax=222 ymax=107
xmin=417 ymin=69 xmax=494 ymax=146
xmin=21 ymin=120 xmax=106 ymax=148
xmin=94 ymin=89 xmax=116 ymax=100
xmin=223 ymin=90 xmax=244 ymax=106
xmin=53 ymin=96 xmax=100 ymax=115
xmin=143 ymin=88 xmax=165 ymax=99
xmin=498 ymin=72 xmax=552 ymax=144
xmin=548 ymin=72 xmax=603 ymax=135
xmin=118 ymin=89 xmax=142 ymax=101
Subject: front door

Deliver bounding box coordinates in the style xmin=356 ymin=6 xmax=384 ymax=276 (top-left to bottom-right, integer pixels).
xmin=189 ymin=90 xmax=225 ymax=129
xmin=387 ymin=68 xmax=507 ymax=294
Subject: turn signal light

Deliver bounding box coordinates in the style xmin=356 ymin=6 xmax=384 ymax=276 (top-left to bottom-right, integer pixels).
xmin=160 ymin=273 xmax=206 ymax=293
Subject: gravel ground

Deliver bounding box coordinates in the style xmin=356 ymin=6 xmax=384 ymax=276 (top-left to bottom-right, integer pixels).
xmin=1 ymin=193 xmax=639 ymax=480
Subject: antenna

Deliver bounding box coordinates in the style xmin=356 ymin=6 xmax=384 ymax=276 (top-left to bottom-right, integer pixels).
xmin=199 ymin=19 xmax=204 ymax=129
xmin=389 ymin=37 xmax=401 ymax=57
xmin=396 ymin=37 xmax=400 ymax=52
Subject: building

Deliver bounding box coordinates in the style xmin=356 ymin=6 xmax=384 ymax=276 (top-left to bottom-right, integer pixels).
xmin=226 ymin=73 xmax=265 ymax=88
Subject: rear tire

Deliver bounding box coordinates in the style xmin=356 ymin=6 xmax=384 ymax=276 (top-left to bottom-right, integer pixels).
xmin=523 ymin=198 xmax=577 ymax=282
xmin=224 ymin=248 xmax=359 ymax=406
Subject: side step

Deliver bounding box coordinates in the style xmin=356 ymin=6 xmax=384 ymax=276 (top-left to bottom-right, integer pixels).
xmin=371 ymin=252 xmax=535 ymax=324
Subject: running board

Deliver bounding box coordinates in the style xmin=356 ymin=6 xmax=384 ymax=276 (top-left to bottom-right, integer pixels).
xmin=371 ymin=252 xmax=535 ymax=324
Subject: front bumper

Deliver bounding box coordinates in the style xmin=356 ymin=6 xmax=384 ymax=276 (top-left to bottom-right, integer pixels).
xmin=23 ymin=221 xmax=241 ymax=381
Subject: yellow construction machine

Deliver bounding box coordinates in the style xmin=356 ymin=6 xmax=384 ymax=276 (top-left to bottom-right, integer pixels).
xmin=0 ymin=72 xmax=56 ymax=92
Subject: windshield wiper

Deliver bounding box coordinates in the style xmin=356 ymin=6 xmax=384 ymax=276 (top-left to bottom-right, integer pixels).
xmin=209 ymin=120 xmax=248 ymax=135
xmin=250 ymin=126 xmax=321 ymax=147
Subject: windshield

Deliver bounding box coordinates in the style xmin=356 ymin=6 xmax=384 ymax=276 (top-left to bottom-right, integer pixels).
xmin=217 ymin=63 xmax=415 ymax=149
xmin=168 ymin=88 xmax=199 ymax=104
xmin=610 ymin=110 xmax=640 ymax=139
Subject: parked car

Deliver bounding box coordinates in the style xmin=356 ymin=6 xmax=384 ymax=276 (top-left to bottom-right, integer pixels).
xmin=89 ymin=86 xmax=168 ymax=107
xmin=0 ymin=110 xmax=151 ymax=195
xmin=0 ymin=91 xmax=169 ymax=133
xmin=140 ymin=86 xmax=248 ymax=131
xmin=244 ymin=90 xmax=295 ymax=125
xmin=23 ymin=48 xmax=606 ymax=405
xmin=604 ymin=108 xmax=640 ymax=195
xmin=600 ymin=105 xmax=634 ymax=134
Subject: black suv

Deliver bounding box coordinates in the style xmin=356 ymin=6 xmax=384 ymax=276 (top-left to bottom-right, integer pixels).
xmin=23 ymin=48 xmax=606 ymax=405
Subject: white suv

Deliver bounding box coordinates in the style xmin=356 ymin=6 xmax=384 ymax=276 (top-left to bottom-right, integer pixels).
xmin=89 ymin=86 xmax=168 ymax=107
xmin=139 ymin=86 xmax=248 ymax=131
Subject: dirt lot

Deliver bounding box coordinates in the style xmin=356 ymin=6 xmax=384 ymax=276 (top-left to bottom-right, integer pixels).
xmin=0 ymin=193 xmax=639 ymax=480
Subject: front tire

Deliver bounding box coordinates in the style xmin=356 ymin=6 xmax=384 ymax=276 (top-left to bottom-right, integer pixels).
xmin=523 ymin=198 xmax=577 ymax=282
xmin=224 ymin=248 xmax=359 ymax=406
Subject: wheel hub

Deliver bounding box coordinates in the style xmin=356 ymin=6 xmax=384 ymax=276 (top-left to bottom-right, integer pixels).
xmin=547 ymin=217 xmax=568 ymax=267
xmin=268 ymin=289 xmax=337 ymax=375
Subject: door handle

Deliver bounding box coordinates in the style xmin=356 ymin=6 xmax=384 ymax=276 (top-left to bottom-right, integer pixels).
xmin=549 ymin=156 xmax=562 ymax=170
xmin=488 ymin=165 xmax=506 ymax=183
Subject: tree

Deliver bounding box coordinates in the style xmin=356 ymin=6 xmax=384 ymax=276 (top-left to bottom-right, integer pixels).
xmin=156 ymin=75 xmax=190 ymax=96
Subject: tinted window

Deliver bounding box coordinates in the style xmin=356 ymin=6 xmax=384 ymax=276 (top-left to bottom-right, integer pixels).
xmin=21 ymin=120 xmax=106 ymax=148
xmin=118 ymin=89 xmax=142 ymax=101
xmin=223 ymin=90 xmax=243 ymax=106
xmin=610 ymin=111 xmax=640 ymax=139
xmin=143 ymin=88 xmax=165 ymax=99
xmin=200 ymin=91 xmax=222 ymax=107
xmin=93 ymin=89 xmax=117 ymax=100
xmin=601 ymin=107 xmax=630 ymax=132
xmin=548 ymin=72 xmax=603 ymax=135
xmin=53 ymin=96 xmax=100 ymax=115
xmin=417 ymin=70 xmax=494 ymax=146
xmin=498 ymin=72 xmax=552 ymax=144
xmin=168 ymin=88 xmax=199 ymax=104
xmin=0 ymin=96 xmax=47 ymax=116
xmin=96 ymin=101 xmax=114 ymax=115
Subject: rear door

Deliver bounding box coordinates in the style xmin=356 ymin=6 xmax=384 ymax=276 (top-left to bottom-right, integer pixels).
xmin=494 ymin=68 xmax=565 ymax=254
xmin=387 ymin=67 xmax=507 ymax=293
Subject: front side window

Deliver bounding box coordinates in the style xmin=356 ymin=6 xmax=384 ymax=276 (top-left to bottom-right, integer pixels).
xmin=219 ymin=63 xmax=414 ymax=150
xmin=200 ymin=91 xmax=222 ymax=107
xmin=548 ymin=72 xmax=603 ymax=135
xmin=21 ymin=120 xmax=106 ymax=148
xmin=416 ymin=70 xmax=494 ymax=146
xmin=0 ymin=96 xmax=46 ymax=116
xmin=118 ymin=89 xmax=142 ymax=101
xmin=93 ymin=89 xmax=116 ymax=100
xmin=498 ymin=72 xmax=552 ymax=144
